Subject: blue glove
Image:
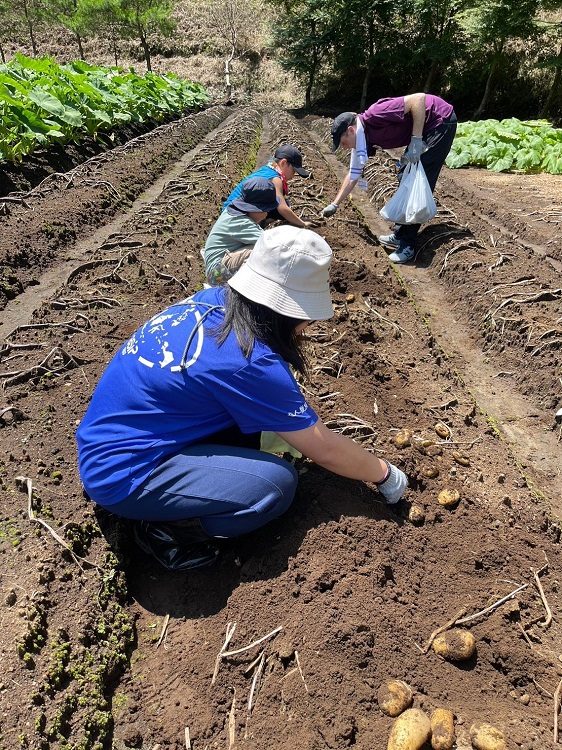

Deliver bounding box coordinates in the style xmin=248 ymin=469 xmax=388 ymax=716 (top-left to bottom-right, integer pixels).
xmin=402 ymin=136 xmax=426 ymax=164
xmin=376 ymin=461 xmax=408 ymax=504
xmin=321 ymin=202 xmax=338 ymax=217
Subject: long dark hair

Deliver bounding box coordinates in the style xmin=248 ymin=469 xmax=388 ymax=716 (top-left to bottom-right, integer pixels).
xmin=214 ymin=287 xmax=308 ymax=374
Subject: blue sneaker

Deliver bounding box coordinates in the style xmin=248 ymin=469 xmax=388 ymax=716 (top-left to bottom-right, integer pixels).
xmin=378 ymin=233 xmax=400 ymax=250
xmin=388 ymin=243 xmax=416 ymax=264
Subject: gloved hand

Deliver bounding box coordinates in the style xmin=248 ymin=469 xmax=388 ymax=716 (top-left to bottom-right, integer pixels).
xmin=321 ymin=202 xmax=338 ymax=217
xmin=402 ymin=136 xmax=426 ymax=164
xmin=376 ymin=461 xmax=408 ymax=504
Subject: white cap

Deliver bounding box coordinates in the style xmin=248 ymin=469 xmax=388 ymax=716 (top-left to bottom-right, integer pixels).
xmin=228 ymin=226 xmax=334 ymax=320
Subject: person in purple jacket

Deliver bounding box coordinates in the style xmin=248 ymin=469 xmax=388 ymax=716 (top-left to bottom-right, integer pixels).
xmin=321 ymin=93 xmax=457 ymax=263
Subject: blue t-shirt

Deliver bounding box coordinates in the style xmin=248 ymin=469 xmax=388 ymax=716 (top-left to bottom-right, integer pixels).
xmin=76 ymin=288 xmax=317 ymax=505
xmin=223 ymin=165 xmax=281 ymax=209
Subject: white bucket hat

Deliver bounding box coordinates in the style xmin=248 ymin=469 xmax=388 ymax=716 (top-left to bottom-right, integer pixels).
xmin=228 ymin=226 xmax=334 ymax=320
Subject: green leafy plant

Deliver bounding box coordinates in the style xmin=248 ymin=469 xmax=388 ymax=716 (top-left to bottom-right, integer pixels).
xmin=0 ymin=53 xmax=208 ymax=162
xmin=446 ymin=117 xmax=562 ymax=174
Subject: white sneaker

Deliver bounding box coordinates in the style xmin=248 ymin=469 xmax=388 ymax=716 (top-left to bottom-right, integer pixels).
xmin=378 ymin=233 xmax=400 ymax=250
xmin=388 ymin=244 xmax=416 ymax=264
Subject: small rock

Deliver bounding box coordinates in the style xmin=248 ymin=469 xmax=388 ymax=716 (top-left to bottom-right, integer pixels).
xmin=345 ymin=293 xmax=355 ymax=303
xmin=5 ymin=590 xmax=17 ymax=606
xmin=519 ymin=693 xmax=530 ymax=705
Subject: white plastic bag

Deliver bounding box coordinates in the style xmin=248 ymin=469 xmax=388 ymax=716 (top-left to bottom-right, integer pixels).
xmin=380 ymin=162 xmax=437 ymax=224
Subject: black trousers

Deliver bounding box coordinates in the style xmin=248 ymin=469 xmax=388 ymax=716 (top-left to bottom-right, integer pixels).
xmin=394 ymin=112 xmax=458 ymax=245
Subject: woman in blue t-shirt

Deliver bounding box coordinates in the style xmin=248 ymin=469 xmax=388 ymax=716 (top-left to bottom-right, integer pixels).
xmin=76 ymin=227 xmax=407 ymax=571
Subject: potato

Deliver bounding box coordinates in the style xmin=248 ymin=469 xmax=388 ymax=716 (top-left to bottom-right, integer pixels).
xmin=377 ymin=679 xmax=413 ymax=717
xmin=452 ymin=451 xmax=470 ymax=466
xmin=393 ymin=429 xmax=412 ymax=448
xmin=432 ymin=628 xmax=476 ymax=661
xmin=387 ymin=708 xmax=431 ymax=750
xmin=430 ymin=708 xmax=455 ymax=750
xmin=469 ymin=722 xmax=506 ymax=750
xmin=408 ymin=505 xmax=426 ymax=525
xmin=434 ymin=422 xmax=451 ymax=438
xmin=421 ymin=465 xmax=439 ymax=479
xmin=437 ymin=489 xmax=460 ymax=507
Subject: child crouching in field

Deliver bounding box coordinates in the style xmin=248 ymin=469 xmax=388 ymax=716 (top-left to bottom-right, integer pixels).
xmin=224 ymin=144 xmax=312 ymax=229
xmin=203 ymin=177 xmax=278 ymax=285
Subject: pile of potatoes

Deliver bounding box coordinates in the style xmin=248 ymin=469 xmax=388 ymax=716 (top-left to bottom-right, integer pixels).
xmin=378 ymin=679 xmax=506 ymax=750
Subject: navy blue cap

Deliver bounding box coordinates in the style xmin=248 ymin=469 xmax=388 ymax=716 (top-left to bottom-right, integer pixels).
xmin=227 ymin=177 xmax=279 ymax=216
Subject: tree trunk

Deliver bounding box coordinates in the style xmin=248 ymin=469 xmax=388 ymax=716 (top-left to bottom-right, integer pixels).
xmin=76 ymin=33 xmax=85 ymax=60
xmin=360 ymin=19 xmax=375 ymax=111
xmin=0 ymin=43 xmax=5 ymax=64
xmin=423 ymin=59 xmax=439 ymax=92
xmin=224 ymin=48 xmax=234 ymax=101
xmin=473 ymin=47 xmax=502 ymax=119
xmin=28 ymin=19 xmax=38 ymax=56
xmin=540 ymin=44 xmax=562 ymax=118
xmin=112 ymin=36 xmax=119 ymax=67
xmin=139 ymin=29 xmax=151 ymax=71
xmin=360 ymin=66 xmax=371 ymax=111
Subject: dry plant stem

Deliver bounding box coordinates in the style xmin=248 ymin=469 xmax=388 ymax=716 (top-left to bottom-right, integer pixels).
xmin=532 ymin=564 xmax=553 ymax=628
xmin=247 ymin=651 xmax=266 ymax=715
xmin=155 ymin=614 xmax=170 ymax=648
xmin=363 ymin=297 xmax=414 ymax=339
xmin=423 ymin=608 xmax=467 ymax=653
xmin=211 ymin=621 xmax=237 ymax=686
xmin=184 ymin=727 xmax=191 ymax=750
xmin=228 ymin=689 xmax=236 ymax=750
xmin=244 ymin=650 xmax=265 ymax=675
xmin=456 ymin=583 xmax=529 ymax=625
xmin=533 ymin=678 xmax=553 ymax=698
xmin=294 ymin=650 xmax=309 ymax=693
xmin=16 ymin=476 xmax=102 ymax=571
xmin=516 ymin=621 xmax=534 ymax=648
xmin=554 ymin=678 xmax=562 ymax=743
xmin=222 ymin=625 xmax=283 ymax=658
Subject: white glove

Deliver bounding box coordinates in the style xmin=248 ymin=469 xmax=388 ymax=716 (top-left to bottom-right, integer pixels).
xmin=376 ymin=461 xmax=408 ymax=504
xmin=402 ymin=136 xmax=426 ymax=164
xmin=321 ymin=202 xmax=338 ymax=217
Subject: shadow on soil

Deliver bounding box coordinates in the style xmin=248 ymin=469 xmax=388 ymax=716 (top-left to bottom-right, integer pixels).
xmin=95 ymin=467 xmax=404 ymax=620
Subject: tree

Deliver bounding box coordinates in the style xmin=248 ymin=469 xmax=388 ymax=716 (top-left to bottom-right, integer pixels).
xmin=411 ymin=0 xmax=467 ymax=92
xmin=199 ymin=0 xmax=269 ymax=101
xmin=329 ymin=0 xmax=398 ymax=109
xmin=76 ymin=0 xmax=123 ymax=65
xmin=120 ymin=0 xmax=175 ymax=72
xmin=77 ymin=0 xmax=175 ymax=71
xmin=42 ymin=0 xmax=86 ymax=58
xmin=458 ymin=0 xmax=541 ymax=117
xmin=267 ymin=0 xmax=335 ymax=109
xmin=538 ymin=0 xmax=562 ymax=118
xmin=0 ymin=0 xmax=20 ymax=62
xmin=5 ymin=0 xmax=43 ymax=55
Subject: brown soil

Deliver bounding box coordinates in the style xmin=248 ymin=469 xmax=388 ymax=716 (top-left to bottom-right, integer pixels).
xmin=0 ymin=109 xmax=561 ymax=750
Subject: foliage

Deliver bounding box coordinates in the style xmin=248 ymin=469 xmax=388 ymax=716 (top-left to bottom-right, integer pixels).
xmin=446 ymin=117 xmax=562 ymax=174
xmin=266 ymin=0 xmax=336 ymax=109
xmin=0 ymin=53 xmax=208 ymax=162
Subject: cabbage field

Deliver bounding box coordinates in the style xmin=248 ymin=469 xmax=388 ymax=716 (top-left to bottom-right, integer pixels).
xmin=446 ymin=118 xmax=562 ymax=175
xmin=447 ymin=117 xmax=562 ymax=174
xmin=0 ymin=54 xmax=208 ymax=163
